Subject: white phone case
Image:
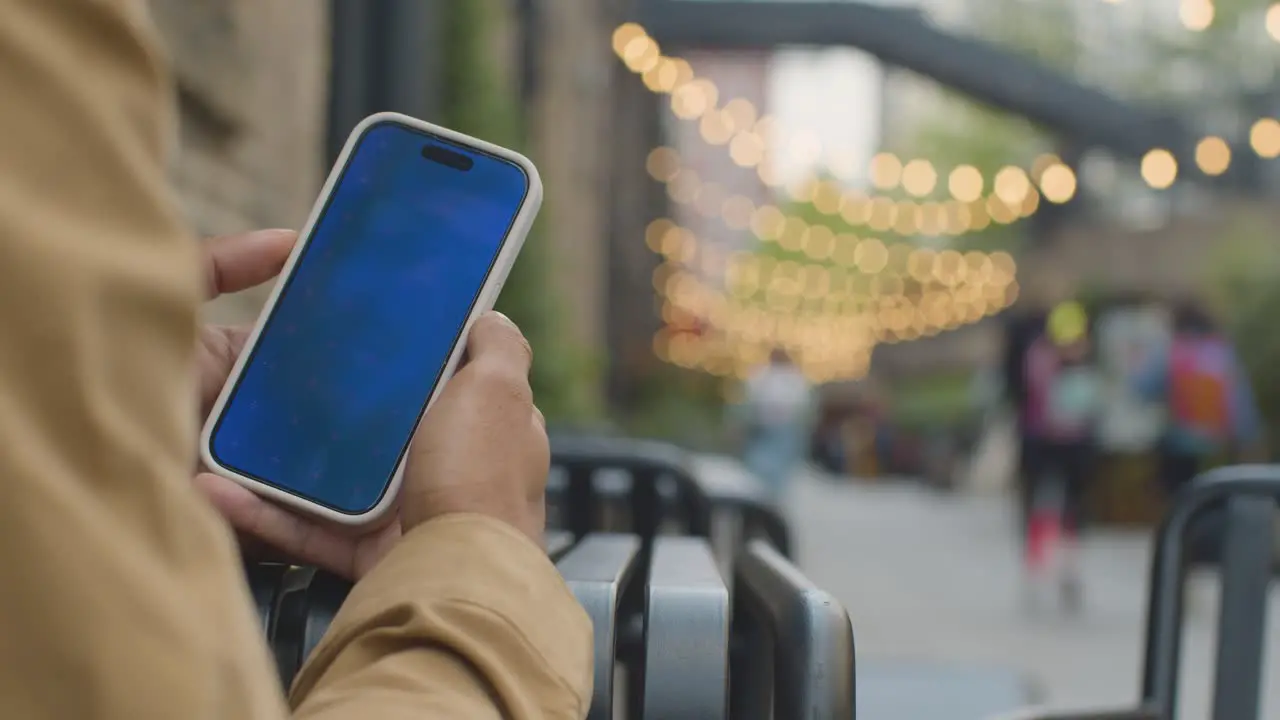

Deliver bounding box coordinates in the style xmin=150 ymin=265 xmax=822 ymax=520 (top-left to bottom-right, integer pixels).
xmin=199 ymin=112 xmax=543 ymax=526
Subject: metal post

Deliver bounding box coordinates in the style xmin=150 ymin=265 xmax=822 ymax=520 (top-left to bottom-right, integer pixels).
xmin=514 ymin=0 xmax=540 ymax=110
xmin=378 ymin=0 xmax=444 ymax=121
xmin=567 ymin=465 xmax=597 ymax=539
xmin=1141 ymin=466 xmax=1280 ymax=718
xmin=729 ymin=588 xmax=774 ymax=720
xmin=326 ymin=0 xmax=445 ymax=163
xmin=326 ymin=0 xmax=374 ymax=162
xmin=1210 ymin=496 xmax=1274 ymax=720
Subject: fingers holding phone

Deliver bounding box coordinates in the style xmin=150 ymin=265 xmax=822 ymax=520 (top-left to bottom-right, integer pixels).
xmin=401 ymin=312 xmax=550 ymax=542
xmin=198 ymin=114 xmax=542 ymax=526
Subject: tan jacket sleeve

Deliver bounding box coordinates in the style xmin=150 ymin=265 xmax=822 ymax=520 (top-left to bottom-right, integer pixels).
xmin=290 ymin=515 xmax=593 ymax=719
xmin=0 ymin=2 xmax=592 ymax=719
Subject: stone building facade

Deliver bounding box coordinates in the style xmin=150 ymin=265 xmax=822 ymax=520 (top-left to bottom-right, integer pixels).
xmin=147 ymin=0 xmax=331 ymax=324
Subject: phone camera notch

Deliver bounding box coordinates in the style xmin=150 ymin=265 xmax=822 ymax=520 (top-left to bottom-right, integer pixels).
xmin=421 ymin=144 xmax=474 ymax=171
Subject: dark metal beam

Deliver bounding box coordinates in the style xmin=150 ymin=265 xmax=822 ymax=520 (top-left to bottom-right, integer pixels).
xmin=514 ymin=0 xmax=540 ymax=111
xmin=374 ymin=0 xmax=444 ymax=121
xmin=326 ymin=0 xmax=375 ymax=162
xmin=636 ymin=0 xmax=1228 ymax=185
xmin=326 ymin=0 xmax=445 ymax=162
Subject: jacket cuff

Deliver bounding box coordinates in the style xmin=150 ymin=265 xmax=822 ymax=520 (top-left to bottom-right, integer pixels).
xmin=292 ymin=514 xmax=593 ymax=718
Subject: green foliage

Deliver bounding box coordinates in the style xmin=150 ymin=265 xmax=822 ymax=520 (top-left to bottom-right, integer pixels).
xmin=620 ymin=365 xmax=732 ymax=452
xmin=440 ymin=0 xmax=598 ymax=422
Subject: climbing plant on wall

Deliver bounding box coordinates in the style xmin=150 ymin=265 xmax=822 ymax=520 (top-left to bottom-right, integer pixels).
xmin=440 ymin=0 xmax=595 ymax=422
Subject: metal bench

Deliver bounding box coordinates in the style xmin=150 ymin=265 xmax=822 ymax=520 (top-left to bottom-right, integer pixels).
xmin=245 ymin=532 xmax=750 ymax=718
xmin=731 ymin=539 xmax=855 ymax=720
xmin=554 ymin=533 xmax=642 ymax=719
xmin=547 ymin=434 xmax=716 ymax=542
xmin=638 ymin=536 xmax=731 ymax=719
xmin=989 ymin=708 xmax=1160 ymax=720
xmin=243 ymin=436 xmax=856 ymax=719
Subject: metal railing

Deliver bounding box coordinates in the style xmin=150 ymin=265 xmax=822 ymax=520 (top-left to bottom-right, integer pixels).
xmin=244 ymin=435 xmax=855 ymax=719
xmin=547 ymin=435 xmax=715 ymax=542
xmin=639 ymin=537 xmax=731 ymax=719
xmin=731 ymin=539 xmax=856 ymax=720
xmin=1140 ymin=465 xmax=1279 ymax=720
xmin=999 ymin=464 xmax=1278 ymax=720
xmin=988 ymin=707 xmax=1160 ymax=720
xmin=556 ymin=534 xmax=643 ymax=720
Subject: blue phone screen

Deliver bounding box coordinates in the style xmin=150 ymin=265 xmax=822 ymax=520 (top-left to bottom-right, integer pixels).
xmin=209 ymin=121 xmax=530 ymax=515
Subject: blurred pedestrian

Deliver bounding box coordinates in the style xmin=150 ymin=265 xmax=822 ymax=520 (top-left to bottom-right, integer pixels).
xmin=733 ymin=348 xmax=817 ymax=504
xmin=1136 ymin=300 xmax=1264 ymax=500
xmin=1020 ymin=301 xmax=1103 ymax=611
xmin=1132 ymin=300 xmax=1265 ymax=608
xmin=1003 ymin=306 xmax=1050 ymax=547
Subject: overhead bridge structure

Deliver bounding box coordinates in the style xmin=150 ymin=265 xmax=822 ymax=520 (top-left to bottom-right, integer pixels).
xmin=633 ymin=0 xmax=1253 ymax=187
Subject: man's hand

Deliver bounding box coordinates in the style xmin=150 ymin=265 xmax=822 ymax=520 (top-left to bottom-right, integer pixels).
xmin=191 ymin=230 xmax=403 ymax=581
xmin=196 ymin=229 xmax=295 ymax=419
xmin=192 ymin=230 xmax=549 ymax=580
xmin=401 ymin=312 xmax=549 ymax=542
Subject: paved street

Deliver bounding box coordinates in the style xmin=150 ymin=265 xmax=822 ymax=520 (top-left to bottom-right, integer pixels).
xmin=781 ymin=469 xmax=1280 ymax=719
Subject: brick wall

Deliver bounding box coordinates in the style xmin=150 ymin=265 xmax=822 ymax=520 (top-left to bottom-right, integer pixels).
xmin=147 ymin=0 xmax=330 ymax=325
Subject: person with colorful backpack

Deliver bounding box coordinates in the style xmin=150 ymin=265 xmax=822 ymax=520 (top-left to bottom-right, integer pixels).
xmin=1137 ymin=301 xmax=1264 ymax=499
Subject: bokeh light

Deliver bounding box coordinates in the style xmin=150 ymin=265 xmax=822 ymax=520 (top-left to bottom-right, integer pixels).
xmin=1250 ymin=118 xmax=1280 ymax=158
xmin=1140 ymin=148 xmax=1178 ymax=189
xmin=901 ymin=159 xmax=938 ymax=197
xmin=1178 ymin=0 xmax=1214 ymax=31
xmin=993 ymin=166 xmax=1031 ymax=206
xmin=869 ymin=153 xmax=904 ymax=190
xmin=1038 ymin=163 xmax=1077 ymax=204
xmin=948 ymin=165 xmax=984 ymax=203
xmin=1194 ymin=135 xmax=1231 ymax=176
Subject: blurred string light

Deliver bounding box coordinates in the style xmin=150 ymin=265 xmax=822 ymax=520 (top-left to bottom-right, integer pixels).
xmin=612 ymin=23 xmax=1052 ymax=199
xmin=644 ymin=218 xmax=1019 ymax=381
xmin=650 ymin=258 xmax=1019 ymax=382
xmin=644 ymin=217 xmax=1018 ymax=302
xmin=612 ymin=22 xmax=1056 ymax=381
xmin=1194 ymin=136 xmax=1231 ymax=176
xmin=1140 ymin=148 xmax=1178 ymax=190
xmin=618 ymin=22 xmax=1280 ymax=199
xmin=611 ymin=21 xmax=1027 ymax=382
xmin=1178 ymin=0 xmax=1215 ymax=31
xmin=620 ymin=9 xmax=1279 ymax=380
xmin=647 ymin=147 xmax=1070 ymax=244
xmin=1251 ymin=118 xmax=1280 ymax=158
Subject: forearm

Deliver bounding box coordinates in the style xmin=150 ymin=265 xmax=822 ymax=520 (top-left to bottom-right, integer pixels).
xmin=291 ymin=515 xmax=593 ymax=720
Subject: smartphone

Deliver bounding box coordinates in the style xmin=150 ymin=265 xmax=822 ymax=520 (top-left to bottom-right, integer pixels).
xmin=200 ymin=112 xmax=541 ymax=525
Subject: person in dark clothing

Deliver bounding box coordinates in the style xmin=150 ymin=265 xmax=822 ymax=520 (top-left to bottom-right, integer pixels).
xmin=1003 ymin=307 xmax=1049 ymax=540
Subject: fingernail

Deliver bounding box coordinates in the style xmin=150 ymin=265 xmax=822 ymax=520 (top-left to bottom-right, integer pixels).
xmin=254 ymin=229 xmax=296 ymax=242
